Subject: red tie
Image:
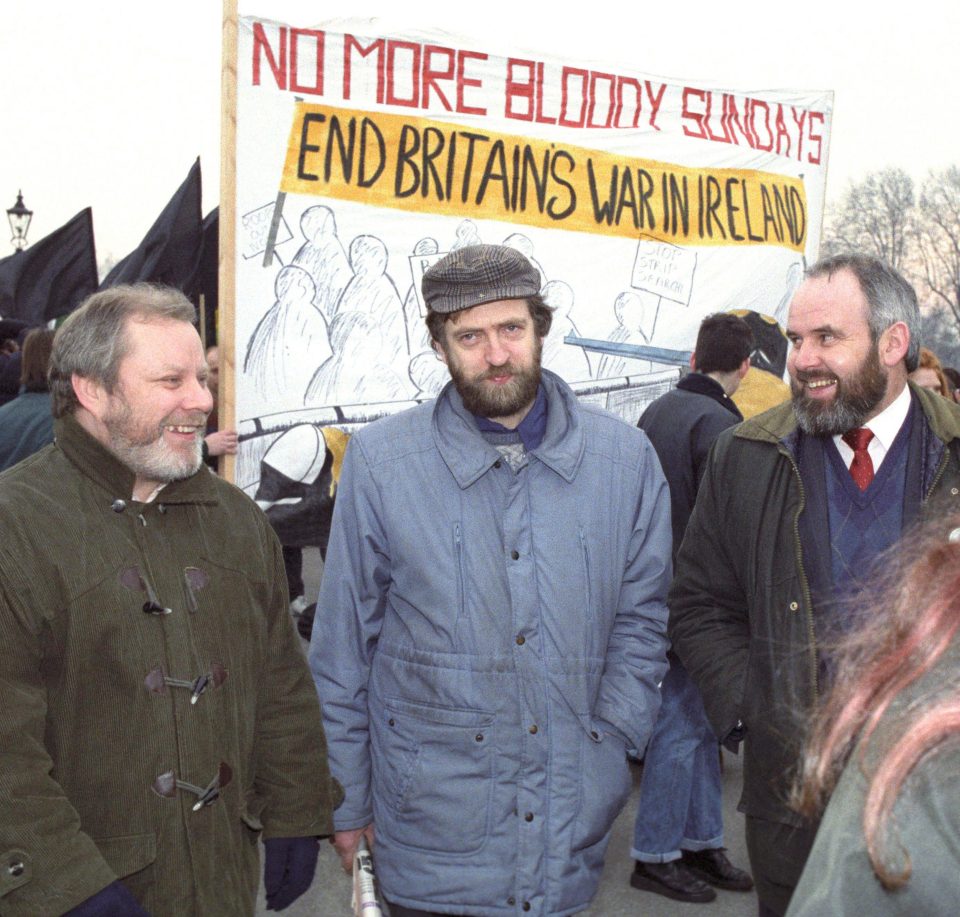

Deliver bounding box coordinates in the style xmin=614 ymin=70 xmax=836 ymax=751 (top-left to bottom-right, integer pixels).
xmin=842 ymin=427 xmax=875 ymax=491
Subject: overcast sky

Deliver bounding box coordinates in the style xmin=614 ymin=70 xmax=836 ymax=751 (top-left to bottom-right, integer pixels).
xmin=3 ymin=1 xmax=956 ymax=262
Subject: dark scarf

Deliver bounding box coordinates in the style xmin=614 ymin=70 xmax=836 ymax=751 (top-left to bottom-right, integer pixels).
xmin=473 ymin=384 xmax=548 ymax=451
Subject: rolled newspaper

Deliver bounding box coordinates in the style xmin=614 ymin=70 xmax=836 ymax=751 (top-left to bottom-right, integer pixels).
xmin=352 ymin=837 xmax=383 ymax=917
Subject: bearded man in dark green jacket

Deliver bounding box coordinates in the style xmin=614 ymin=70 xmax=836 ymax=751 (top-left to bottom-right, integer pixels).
xmin=0 ymin=285 xmax=341 ymax=916
xmin=669 ymin=255 xmax=960 ymax=917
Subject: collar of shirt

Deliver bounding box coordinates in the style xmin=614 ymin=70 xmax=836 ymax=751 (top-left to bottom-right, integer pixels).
xmin=832 ymin=382 xmax=911 ymax=472
xmin=473 ymin=384 xmax=548 ymax=452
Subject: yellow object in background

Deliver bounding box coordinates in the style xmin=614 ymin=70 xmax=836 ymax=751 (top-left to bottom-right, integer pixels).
xmin=733 ymin=366 xmax=790 ymax=420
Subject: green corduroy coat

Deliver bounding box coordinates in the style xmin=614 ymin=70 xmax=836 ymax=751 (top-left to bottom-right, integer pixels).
xmin=0 ymin=416 xmax=341 ymax=916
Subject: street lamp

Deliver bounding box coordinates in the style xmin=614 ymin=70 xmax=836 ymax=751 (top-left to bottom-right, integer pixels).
xmin=6 ymin=191 xmax=33 ymax=252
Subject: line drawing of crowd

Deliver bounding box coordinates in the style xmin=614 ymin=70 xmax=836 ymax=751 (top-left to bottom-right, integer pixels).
xmin=240 ymin=205 xmax=709 ymax=414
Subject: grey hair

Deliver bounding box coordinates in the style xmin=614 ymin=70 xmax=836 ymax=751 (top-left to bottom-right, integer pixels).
xmin=49 ymin=284 xmax=197 ymax=418
xmin=806 ymin=254 xmax=921 ymax=372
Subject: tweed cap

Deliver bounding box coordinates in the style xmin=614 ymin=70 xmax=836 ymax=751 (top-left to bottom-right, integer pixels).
xmin=422 ymin=244 xmax=540 ymax=314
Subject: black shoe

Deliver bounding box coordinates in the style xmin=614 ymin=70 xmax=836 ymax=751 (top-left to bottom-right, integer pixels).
xmin=630 ymin=861 xmax=717 ymax=903
xmin=682 ymin=848 xmax=754 ymax=891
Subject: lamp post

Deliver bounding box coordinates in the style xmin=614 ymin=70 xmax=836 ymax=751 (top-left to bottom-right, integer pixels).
xmin=6 ymin=191 xmax=33 ymax=252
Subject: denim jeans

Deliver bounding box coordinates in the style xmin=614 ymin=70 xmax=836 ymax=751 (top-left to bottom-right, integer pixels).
xmin=631 ymin=655 xmax=723 ymax=862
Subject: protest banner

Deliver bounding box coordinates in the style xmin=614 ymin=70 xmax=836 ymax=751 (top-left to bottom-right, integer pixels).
xmin=224 ymin=12 xmax=832 ymax=500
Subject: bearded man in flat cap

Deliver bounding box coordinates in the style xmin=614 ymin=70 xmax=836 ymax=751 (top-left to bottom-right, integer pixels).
xmin=310 ymin=244 xmax=672 ymax=916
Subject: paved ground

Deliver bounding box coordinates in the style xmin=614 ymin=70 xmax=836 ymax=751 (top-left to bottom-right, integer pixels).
xmin=256 ymin=548 xmax=756 ymax=917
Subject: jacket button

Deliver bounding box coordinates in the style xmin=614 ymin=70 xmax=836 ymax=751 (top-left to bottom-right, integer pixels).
xmin=494 ymin=460 xmax=502 ymax=469
xmin=142 ymin=601 xmax=172 ymax=616
xmin=515 ymin=634 xmax=525 ymax=645
xmin=524 ymin=812 xmax=534 ymax=822
xmin=590 ymin=730 xmax=600 ymax=740
xmin=7 ymin=860 xmax=24 ymax=877
xmin=388 ymin=718 xmax=395 ymax=727
xmin=507 ymin=897 xmax=516 ymax=906
xmin=789 ymin=601 xmax=799 ymax=611
xmin=529 ymin=724 xmax=538 ymax=734
xmin=475 ymin=733 xmax=484 ymax=742
xmin=111 ymin=499 xmax=126 ymax=513
xmin=510 ymin=550 xmax=520 ymax=560
xmin=523 ymin=903 xmax=531 ymax=911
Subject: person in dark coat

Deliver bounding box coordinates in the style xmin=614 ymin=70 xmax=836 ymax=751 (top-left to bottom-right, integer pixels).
xmin=670 ymin=255 xmax=960 ymax=916
xmin=630 ymin=313 xmax=755 ymax=903
xmin=0 ymin=327 xmax=54 ymax=472
xmin=0 ymin=319 xmax=29 ymax=407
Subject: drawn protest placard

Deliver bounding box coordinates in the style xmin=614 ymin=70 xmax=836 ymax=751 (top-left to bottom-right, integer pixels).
xmin=229 ymin=14 xmax=832 ymax=501
xmin=633 ymin=239 xmax=697 ymax=307
xmin=240 ymin=201 xmax=293 ymax=261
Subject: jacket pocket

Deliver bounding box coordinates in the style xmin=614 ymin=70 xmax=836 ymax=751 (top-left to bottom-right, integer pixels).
xmin=372 ymin=696 xmax=494 ymax=855
xmin=93 ymin=832 xmax=157 ymax=879
xmin=571 ymin=718 xmax=631 ymax=853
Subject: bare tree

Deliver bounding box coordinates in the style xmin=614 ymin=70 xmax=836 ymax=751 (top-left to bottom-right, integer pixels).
xmin=822 ymin=167 xmax=916 ymax=272
xmin=921 ymin=303 xmax=960 ymax=368
xmin=916 ymin=166 xmax=960 ymax=334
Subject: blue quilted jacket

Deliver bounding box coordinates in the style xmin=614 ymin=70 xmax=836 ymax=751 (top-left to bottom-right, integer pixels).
xmin=311 ymin=370 xmax=671 ymax=915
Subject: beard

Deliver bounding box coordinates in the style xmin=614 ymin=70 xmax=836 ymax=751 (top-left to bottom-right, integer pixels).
xmin=104 ymin=396 xmax=206 ymax=485
xmin=447 ymin=339 xmax=542 ymax=420
xmin=791 ymin=346 xmax=888 ymax=436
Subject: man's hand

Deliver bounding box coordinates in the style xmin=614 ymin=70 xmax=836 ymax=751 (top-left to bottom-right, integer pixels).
xmin=204 ymin=429 xmax=238 ymax=457
xmin=263 ymin=836 xmax=320 ymax=911
xmin=332 ymin=824 xmax=375 ymax=874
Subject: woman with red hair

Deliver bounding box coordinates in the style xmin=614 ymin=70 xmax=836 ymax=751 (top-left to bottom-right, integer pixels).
xmin=787 ymin=517 xmax=960 ymax=914
xmin=909 ymin=346 xmax=950 ymax=397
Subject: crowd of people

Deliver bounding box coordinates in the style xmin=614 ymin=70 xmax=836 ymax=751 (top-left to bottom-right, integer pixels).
xmin=1 ymin=245 xmax=959 ymax=917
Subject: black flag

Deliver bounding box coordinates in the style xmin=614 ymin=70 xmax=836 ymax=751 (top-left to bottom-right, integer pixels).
xmin=0 ymin=208 xmax=98 ymax=324
xmin=101 ymin=158 xmax=202 ymax=291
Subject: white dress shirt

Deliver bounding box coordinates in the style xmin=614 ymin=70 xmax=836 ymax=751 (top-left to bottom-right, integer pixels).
xmin=832 ymin=383 xmax=912 ymax=473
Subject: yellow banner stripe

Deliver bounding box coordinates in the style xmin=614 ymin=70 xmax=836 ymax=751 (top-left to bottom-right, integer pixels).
xmin=281 ymin=101 xmax=806 ymax=251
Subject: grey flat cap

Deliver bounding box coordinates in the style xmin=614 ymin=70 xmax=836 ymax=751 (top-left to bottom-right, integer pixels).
xmin=422 ymin=244 xmax=540 ymax=314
